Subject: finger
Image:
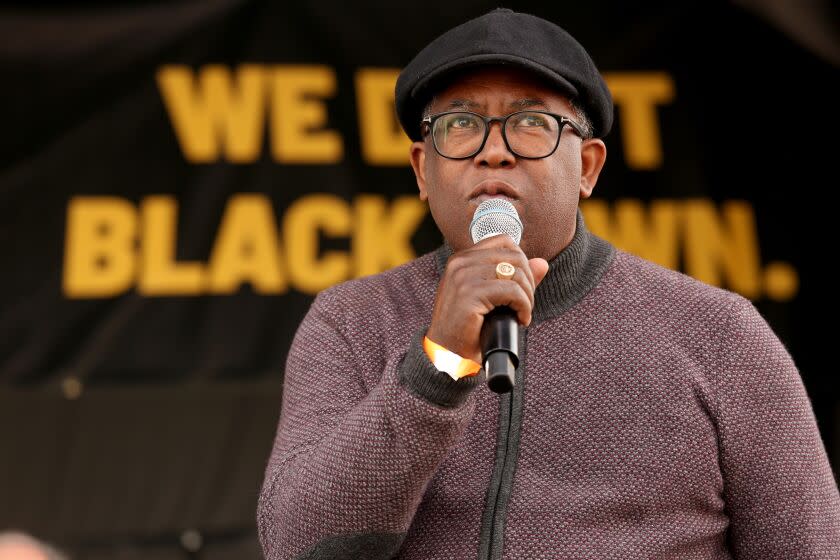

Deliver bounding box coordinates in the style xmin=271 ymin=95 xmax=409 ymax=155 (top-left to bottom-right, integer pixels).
xmin=448 ymin=239 xmax=536 ymax=301
xmin=529 ymin=258 xmax=549 ymax=287
xmin=516 ymin=255 xmax=536 ymax=291
xmin=450 ymin=237 xmax=520 ymax=265
xmin=481 ymin=236 xmax=533 ymax=284
xmin=495 ymin=249 xmax=535 ymax=292
xmin=472 ymin=231 xmax=519 ymax=249
xmin=491 ymin=262 xmax=535 ymax=308
xmin=457 ymin=244 xmax=533 ymax=287
xmin=479 ymin=279 xmax=533 ymax=326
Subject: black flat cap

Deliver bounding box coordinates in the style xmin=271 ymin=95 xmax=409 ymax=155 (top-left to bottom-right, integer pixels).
xmin=395 ymin=8 xmax=613 ymax=141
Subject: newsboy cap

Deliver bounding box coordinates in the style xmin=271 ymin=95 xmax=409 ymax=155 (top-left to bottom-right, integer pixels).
xmin=395 ymin=8 xmax=613 ymax=141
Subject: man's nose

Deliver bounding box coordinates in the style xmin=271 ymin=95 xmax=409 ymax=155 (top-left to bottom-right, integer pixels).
xmin=475 ymin=122 xmax=515 ymax=167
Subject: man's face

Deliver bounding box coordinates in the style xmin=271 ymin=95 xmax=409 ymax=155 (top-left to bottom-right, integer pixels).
xmin=409 ymin=66 xmax=606 ymax=261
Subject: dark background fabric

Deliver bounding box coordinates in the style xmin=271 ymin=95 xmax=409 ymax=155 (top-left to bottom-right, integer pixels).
xmin=1 ymin=1 xmax=837 ymax=558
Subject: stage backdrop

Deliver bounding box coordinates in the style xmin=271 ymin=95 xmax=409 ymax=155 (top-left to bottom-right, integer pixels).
xmin=1 ymin=1 xmax=837 ymax=558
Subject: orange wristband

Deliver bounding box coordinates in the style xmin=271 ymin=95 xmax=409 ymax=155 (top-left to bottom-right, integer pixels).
xmin=423 ymin=336 xmax=482 ymax=380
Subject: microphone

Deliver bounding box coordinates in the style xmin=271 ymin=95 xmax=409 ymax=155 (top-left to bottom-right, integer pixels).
xmin=469 ymin=199 xmax=523 ymax=394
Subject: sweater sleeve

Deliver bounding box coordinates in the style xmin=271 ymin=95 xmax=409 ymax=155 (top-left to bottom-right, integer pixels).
xmin=256 ymin=293 xmax=483 ymax=560
xmin=712 ymin=294 xmax=840 ymax=558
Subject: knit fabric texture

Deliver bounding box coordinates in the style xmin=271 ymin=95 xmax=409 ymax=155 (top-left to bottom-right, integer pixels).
xmin=258 ymin=208 xmax=840 ymax=559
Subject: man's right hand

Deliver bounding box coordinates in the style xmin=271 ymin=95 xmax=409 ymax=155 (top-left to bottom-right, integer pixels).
xmin=426 ymin=234 xmax=550 ymax=364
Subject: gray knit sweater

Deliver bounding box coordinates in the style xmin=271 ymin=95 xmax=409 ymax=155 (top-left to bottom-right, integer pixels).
xmin=258 ymin=208 xmax=840 ymax=559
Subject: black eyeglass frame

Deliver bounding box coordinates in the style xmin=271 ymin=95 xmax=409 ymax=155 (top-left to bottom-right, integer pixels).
xmin=420 ymin=110 xmax=587 ymax=160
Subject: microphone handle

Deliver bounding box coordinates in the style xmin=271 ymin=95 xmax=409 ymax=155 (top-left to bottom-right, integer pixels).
xmin=479 ymin=306 xmax=519 ymax=394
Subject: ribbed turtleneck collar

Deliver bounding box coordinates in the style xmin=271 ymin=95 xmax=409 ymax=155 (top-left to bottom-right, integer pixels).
xmin=434 ymin=206 xmax=616 ymax=323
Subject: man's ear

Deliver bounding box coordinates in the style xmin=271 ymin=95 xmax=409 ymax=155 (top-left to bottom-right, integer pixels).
xmin=409 ymin=141 xmax=428 ymax=201
xmin=579 ymin=138 xmax=607 ymax=199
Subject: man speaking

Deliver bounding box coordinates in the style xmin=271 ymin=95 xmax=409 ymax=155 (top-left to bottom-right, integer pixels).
xmin=258 ymin=8 xmax=840 ymax=559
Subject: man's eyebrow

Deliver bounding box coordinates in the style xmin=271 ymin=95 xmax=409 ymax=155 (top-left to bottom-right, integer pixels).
xmin=510 ymin=98 xmax=549 ymax=110
xmin=442 ymin=98 xmax=551 ymax=111
xmin=445 ymin=99 xmax=481 ymax=110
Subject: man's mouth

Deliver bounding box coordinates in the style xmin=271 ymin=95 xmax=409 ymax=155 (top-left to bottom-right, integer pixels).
xmin=473 ymin=192 xmax=517 ymax=204
xmin=468 ymin=181 xmax=520 ymax=202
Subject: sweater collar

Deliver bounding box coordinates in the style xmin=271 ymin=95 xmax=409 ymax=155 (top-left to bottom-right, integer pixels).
xmin=434 ymin=206 xmax=616 ymax=323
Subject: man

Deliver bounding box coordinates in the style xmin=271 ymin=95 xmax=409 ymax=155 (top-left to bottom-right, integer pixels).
xmin=258 ymin=8 xmax=840 ymax=559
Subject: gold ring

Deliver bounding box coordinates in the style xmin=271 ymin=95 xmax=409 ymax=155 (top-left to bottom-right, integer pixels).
xmin=495 ymin=262 xmax=516 ymax=280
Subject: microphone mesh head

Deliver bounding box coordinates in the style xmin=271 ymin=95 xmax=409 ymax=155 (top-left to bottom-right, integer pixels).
xmin=470 ymin=198 xmax=523 ymax=245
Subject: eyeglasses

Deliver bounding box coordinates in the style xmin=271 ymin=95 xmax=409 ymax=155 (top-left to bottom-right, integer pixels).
xmin=421 ymin=110 xmax=586 ymax=160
